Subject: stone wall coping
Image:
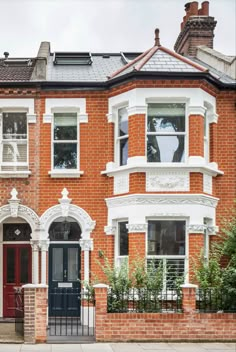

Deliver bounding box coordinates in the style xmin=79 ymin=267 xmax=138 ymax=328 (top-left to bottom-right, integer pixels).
xmin=22 ymin=284 xmax=48 ymax=289
xmin=181 ymin=283 xmax=198 ymax=289
xmin=93 ymin=283 xmax=109 ymax=289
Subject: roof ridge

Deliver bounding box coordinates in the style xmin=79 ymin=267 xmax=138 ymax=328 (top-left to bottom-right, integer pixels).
xmin=108 ymin=48 xmax=151 ymax=79
xmin=160 ymin=46 xmax=207 ymax=72
xmin=134 ymin=46 xmax=159 ymax=71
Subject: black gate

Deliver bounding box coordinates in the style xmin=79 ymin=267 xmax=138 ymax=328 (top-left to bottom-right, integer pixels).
xmin=48 ymin=288 xmax=95 ymax=341
xmin=14 ymin=287 xmax=24 ymax=336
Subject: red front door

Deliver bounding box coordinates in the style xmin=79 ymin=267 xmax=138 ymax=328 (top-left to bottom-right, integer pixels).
xmin=3 ymin=244 xmax=32 ymax=317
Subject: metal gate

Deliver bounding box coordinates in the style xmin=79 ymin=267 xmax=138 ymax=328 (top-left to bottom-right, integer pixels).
xmin=15 ymin=287 xmax=24 ymax=336
xmin=48 ymin=288 xmax=95 ymax=342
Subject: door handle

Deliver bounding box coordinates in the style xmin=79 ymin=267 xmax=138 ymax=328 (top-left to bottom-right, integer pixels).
xmin=64 ymin=270 xmax=67 ymax=278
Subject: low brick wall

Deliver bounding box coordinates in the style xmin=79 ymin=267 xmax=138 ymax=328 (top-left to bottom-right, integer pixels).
xmin=94 ymin=284 xmax=236 ymax=342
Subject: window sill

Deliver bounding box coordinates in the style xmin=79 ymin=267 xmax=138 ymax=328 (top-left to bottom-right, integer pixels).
xmin=0 ymin=170 xmax=31 ymax=178
xmin=101 ymin=161 xmax=223 ymax=177
xmin=48 ymin=170 xmax=84 ymax=178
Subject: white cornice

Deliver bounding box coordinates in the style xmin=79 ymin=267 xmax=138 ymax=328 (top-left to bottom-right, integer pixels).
xmin=105 ymin=194 xmax=219 ymax=209
xmin=188 ymin=106 xmax=206 ymax=117
xmin=208 ymin=112 xmax=219 ymax=124
xmin=43 ymin=113 xmax=53 ymax=123
xmin=127 ymin=106 xmax=147 ymax=116
xmin=27 ymin=114 xmax=37 ymax=123
xmin=126 ymin=223 xmax=147 ymax=233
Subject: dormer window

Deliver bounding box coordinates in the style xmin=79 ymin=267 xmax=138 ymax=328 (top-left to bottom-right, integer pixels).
xmin=53 ymin=52 xmax=92 ymax=65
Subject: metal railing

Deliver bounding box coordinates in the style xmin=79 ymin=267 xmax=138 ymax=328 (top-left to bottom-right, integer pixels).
xmin=48 ymin=288 xmax=95 ymax=338
xmin=196 ymin=288 xmax=236 ymax=313
xmin=107 ymin=287 xmax=182 ymax=313
xmin=15 ymin=287 xmax=24 ymax=336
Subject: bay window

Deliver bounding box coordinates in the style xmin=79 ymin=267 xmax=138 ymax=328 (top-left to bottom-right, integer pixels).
xmin=117 ymin=107 xmax=128 ymax=166
xmin=147 ymin=103 xmax=186 ymax=163
xmin=1 ymin=112 xmax=28 ymax=171
xmin=53 ymin=113 xmax=78 ymax=169
xmin=147 ymin=220 xmax=186 ymax=288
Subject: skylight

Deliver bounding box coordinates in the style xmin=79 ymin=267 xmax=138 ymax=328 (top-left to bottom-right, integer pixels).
xmin=53 ymin=52 xmax=93 ymax=65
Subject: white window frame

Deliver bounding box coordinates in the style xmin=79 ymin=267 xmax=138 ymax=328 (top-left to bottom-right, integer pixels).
xmin=115 ymin=219 xmax=129 ymax=268
xmin=204 ymin=110 xmax=210 ymax=163
xmin=115 ymin=105 xmax=129 ymax=167
xmin=52 ymin=112 xmax=79 ymax=172
xmin=0 ymin=98 xmax=36 ymax=178
xmin=146 ymin=100 xmax=187 ymax=164
xmin=43 ymin=98 xmax=87 ymax=178
xmin=146 ymin=218 xmax=188 ymax=290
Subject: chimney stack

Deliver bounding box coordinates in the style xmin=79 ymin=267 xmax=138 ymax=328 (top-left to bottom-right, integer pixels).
xmin=174 ymin=1 xmax=217 ymax=57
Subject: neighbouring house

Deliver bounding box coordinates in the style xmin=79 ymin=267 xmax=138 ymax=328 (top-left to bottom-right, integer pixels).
xmin=0 ymin=1 xmax=235 ymax=343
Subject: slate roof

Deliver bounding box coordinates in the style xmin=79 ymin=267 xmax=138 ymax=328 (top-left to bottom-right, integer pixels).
xmin=0 ymin=59 xmax=35 ymax=82
xmin=46 ymin=54 xmax=125 ymax=82
xmin=108 ymin=46 xmax=206 ymax=79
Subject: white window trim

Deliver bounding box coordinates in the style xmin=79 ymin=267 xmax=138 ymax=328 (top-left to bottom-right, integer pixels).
xmin=146 ymin=217 xmax=189 ymax=288
xmin=43 ymin=98 xmax=87 ymax=178
xmin=115 ymin=219 xmax=128 ymax=268
xmin=0 ymin=98 xmax=36 ymax=178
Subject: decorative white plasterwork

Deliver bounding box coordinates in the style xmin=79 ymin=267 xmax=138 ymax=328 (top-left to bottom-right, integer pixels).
xmin=38 ymin=239 xmax=50 ymax=251
xmin=127 ymin=106 xmax=147 ymax=116
xmin=58 ymin=188 xmax=72 ymax=217
xmin=31 ymin=239 xmax=40 ymax=251
xmin=104 ymin=225 xmax=116 ymax=235
xmin=203 ymin=174 xmax=212 ymax=194
xmin=207 ymin=226 xmax=219 ymax=235
xmin=0 ymin=98 xmax=35 ymax=118
xmin=43 ymin=98 xmax=88 ymax=123
xmin=208 ymin=112 xmax=219 ymax=124
xmin=8 ymin=188 xmax=21 ymax=218
xmin=106 ymin=113 xmax=115 ymax=123
xmin=188 ymin=224 xmax=205 ymax=234
xmin=149 ymin=213 xmax=187 ymax=217
xmin=105 ymin=194 xmax=219 ymax=209
xmin=126 ymin=223 xmax=147 ymax=233
xmin=27 ymin=114 xmax=37 ymax=123
xmin=188 ymin=106 xmax=206 ymax=117
xmin=114 ymin=174 xmax=129 ymax=195
xmin=79 ymin=238 xmax=94 ymax=251
xmin=146 ymin=170 xmax=189 ymax=192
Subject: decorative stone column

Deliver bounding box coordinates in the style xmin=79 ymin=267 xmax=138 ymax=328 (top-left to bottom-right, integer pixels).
xmin=79 ymin=238 xmax=94 ymax=283
xmin=39 ymin=240 xmax=49 ymax=285
xmin=30 ymin=240 xmax=39 ymax=285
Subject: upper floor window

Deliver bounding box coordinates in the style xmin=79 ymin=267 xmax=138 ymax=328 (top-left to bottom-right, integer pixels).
xmin=53 ymin=113 xmax=78 ymax=170
xmin=117 ymin=107 xmax=128 ymax=166
xmin=1 ymin=112 xmax=28 ymax=171
xmin=147 ymin=103 xmax=185 ymax=163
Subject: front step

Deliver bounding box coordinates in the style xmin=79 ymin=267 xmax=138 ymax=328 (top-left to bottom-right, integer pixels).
xmin=0 ymin=321 xmax=24 ymax=343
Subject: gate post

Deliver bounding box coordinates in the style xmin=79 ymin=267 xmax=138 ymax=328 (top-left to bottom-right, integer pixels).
xmin=181 ymin=283 xmax=198 ymax=313
xmin=93 ymin=284 xmax=109 ymax=341
xmin=23 ymin=284 xmax=48 ymax=343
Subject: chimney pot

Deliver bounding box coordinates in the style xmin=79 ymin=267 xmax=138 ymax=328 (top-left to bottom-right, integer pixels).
xmin=155 ymin=28 xmax=161 ymax=47
xmin=189 ymin=1 xmax=199 ymax=16
xmin=201 ymin=1 xmax=209 ymax=15
xmin=3 ymin=52 xmax=9 ymax=59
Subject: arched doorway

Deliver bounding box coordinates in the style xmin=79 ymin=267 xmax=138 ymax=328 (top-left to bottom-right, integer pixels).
xmin=48 ymin=217 xmax=82 ymax=317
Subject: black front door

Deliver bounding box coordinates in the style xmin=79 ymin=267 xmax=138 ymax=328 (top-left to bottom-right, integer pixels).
xmin=49 ymin=244 xmax=81 ymax=316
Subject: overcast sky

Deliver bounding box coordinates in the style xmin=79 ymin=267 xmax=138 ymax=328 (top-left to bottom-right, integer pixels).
xmin=1 ymin=0 xmax=235 ymax=57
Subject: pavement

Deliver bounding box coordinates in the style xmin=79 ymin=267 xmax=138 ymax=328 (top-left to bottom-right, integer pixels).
xmin=0 ymin=342 xmax=235 ymax=352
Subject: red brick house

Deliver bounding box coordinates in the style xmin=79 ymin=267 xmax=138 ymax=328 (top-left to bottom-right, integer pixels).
xmin=0 ymin=1 xmax=235 ymax=343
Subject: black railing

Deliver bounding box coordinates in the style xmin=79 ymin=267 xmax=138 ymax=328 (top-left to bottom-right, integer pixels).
xmin=197 ymin=288 xmax=236 ymax=313
xmin=48 ymin=288 xmax=95 ymax=338
xmin=107 ymin=287 xmax=182 ymax=313
xmin=15 ymin=287 xmax=24 ymax=336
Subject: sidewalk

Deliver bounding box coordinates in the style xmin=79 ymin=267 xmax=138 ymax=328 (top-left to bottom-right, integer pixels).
xmin=0 ymin=342 xmax=235 ymax=352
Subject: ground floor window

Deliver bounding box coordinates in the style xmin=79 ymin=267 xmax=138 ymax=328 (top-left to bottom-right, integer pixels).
xmin=147 ymin=220 xmax=186 ymax=289
xmin=116 ymin=221 xmax=128 ymax=267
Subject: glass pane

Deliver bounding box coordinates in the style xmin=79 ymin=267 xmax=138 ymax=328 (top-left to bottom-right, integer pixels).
xmin=54 ymin=143 xmax=77 ymax=169
xmin=68 ymin=248 xmax=78 ymax=281
xmin=119 ymin=222 xmax=128 ymax=256
xmin=3 ymin=113 xmax=27 ymax=139
xmin=54 ymin=113 xmax=77 ymax=140
xmin=147 ymin=103 xmax=185 ymax=132
xmin=119 ymin=138 xmax=128 ymax=166
xmin=147 ymin=135 xmax=185 ymax=162
xmin=7 ymin=248 xmax=15 ymax=283
xmin=147 ymin=221 xmax=185 ymax=255
xmin=118 ymin=108 xmax=128 ymax=136
xmin=3 ymin=224 xmax=31 ymax=241
xmin=52 ymin=248 xmax=63 ymax=281
xmin=49 ymin=220 xmax=81 ymax=241
xmin=20 ymin=248 xmax=29 ymax=283
xmin=2 ymin=142 xmax=27 ymax=163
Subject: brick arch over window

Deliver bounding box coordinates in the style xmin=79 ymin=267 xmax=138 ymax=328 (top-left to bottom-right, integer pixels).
xmin=40 ymin=204 xmax=96 ymax=240
xmin=0 ymin=204 xmax=40 ymax=238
